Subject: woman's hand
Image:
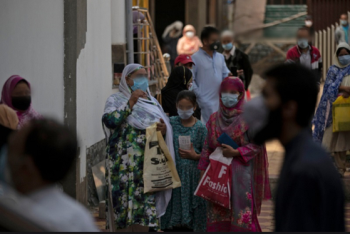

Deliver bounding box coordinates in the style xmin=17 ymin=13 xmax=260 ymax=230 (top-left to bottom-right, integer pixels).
xmin=179 ymin=144 xmax=200 ymax=160
xmin=156 ymin=118 xmax=167 ymax=136
xmin=343 ymin=92 xmax=350 ymax=98
xmin=129 ymin=89 xmax=147 ymax=109
xmin=222 ymin=144 xmax=241 ymax=158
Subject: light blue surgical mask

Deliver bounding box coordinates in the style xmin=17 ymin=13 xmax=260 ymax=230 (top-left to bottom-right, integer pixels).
xmin=297 ymin=39 xmax=309 ymax=49
xmin=221 ymin=93 xmax=239 ymax=108
xmin=341 ymin=20 xmax=348 ymax=26
xmin=178 ymin=108 xmax=194 ymax=120
xmin=222 ymin=42 xmax=233 ymax=51
xmin=131 ymin=77 xmax=149 ymax=92
xmin=338 ymin=55 xmax=350 ymax=66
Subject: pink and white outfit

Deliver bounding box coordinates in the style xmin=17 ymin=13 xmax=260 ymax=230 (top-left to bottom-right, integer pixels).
xmin=198 ymin=77 xmax=271 ymax=232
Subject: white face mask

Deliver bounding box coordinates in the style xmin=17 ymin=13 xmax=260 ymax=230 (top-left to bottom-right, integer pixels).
xmin=177 ymin=108 xmax=194 ymax=120
xmin=305 ymin=20 xmax=312 ymax=27
xmin=186 ymin=31 xmax=195 ymax=38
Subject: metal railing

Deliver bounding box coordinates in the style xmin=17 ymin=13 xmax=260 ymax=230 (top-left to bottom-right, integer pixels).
xmin=130 ymin=7 xmax=170 ymax=93
xmin=314 ymin=11 xmax=350 ymax=82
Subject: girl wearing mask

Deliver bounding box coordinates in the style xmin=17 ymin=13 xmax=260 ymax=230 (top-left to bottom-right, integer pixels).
xmin=1 ymin=75 xmax=41 ymax=129
xmin=103 ymin=64 xmax=174 ymax=232
xmin=313 ymin=42 xmax=350 ymax=177
xmin=177 ymin=25 xmax=202 ymax=55
xmin=156 ymin=66 xmax=201 ymax=119
xmin=198 ymin=77 xmax=271 ymax=232
xmin=161 ymin=90 xmax=207 ymax=232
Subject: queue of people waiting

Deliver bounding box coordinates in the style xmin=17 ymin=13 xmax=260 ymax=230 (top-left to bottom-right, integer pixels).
xmin=0 ymin=24 xmax=349 ymax=232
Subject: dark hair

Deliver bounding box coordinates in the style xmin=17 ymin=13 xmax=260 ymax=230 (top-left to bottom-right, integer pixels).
xmin=176 ymin=90 xmax=197 ymax=106
xmin=200 ymin=26 xmax=219 ymax=42
xmin=24 ymin=118 xmax=78 ymax=183
xmin=264 ymin=63 xmax=318 ymax=128
xmin=336 ymin=47 xmax=350 ymax=56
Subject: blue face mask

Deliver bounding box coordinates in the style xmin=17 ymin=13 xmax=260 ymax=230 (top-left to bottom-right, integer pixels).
xmin=338 ymin=55 xmax=350 ymax=66
xmin=131 ymin=77 xmax=149 ymax=92
xmin=221 ymin=93 xmax=239 ymax=108
xmin=297 ymin=39 xmax=309 ymax=49
xmin=341 ymin=20 xmax=348 ymax=26
xmin=222 ymin=42 xmax=233 ymax=51
xmin=177 ymin=108 xmax=194 ymax=120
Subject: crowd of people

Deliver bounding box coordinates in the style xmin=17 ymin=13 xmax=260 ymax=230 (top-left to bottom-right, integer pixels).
xmin=0 ymin=13 xmax=349 ymax=233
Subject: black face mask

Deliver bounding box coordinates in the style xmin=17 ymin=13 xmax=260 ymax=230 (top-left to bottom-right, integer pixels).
xmin=209 ymin=41 xmax=220 ymax=51
xmin=253 ymin=106 xmax=283 ymax=145
xmin=12 ymin=96 xmax=31 ymax=111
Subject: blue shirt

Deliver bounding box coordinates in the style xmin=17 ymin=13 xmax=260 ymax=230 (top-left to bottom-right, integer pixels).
xmin=343 ymin=25 xmax=349 ymax=43
xmin=191 ymin=49 xmax=230 ymax=123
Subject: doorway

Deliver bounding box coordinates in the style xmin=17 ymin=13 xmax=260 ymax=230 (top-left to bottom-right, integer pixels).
xmin=154 ymin=0 xmax=186 ymax=52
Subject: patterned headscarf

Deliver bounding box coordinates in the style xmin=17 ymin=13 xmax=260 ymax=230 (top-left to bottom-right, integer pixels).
xmin=1 ymin=75 xmax=41 ymax=129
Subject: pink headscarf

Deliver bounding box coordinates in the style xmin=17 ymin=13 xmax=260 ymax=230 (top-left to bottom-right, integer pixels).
xmin=206 ymin=77 xmax=271 ymax=215
xmin=1 ymin=75 xmax=41 ymax=129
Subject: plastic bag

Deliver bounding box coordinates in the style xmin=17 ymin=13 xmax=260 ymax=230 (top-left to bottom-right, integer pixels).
xmin=143 ymin=123 xmax=181 ymax=193
xmin=194 ymin=147 xmax=232 ymax=209
xmin=332 ymin=96 xmax=350 ymax=132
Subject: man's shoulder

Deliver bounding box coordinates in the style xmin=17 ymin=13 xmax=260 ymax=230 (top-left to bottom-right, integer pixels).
xmin=286 ymin=46 xmax=299 ymax=58
xmin=311 ymin=46 xmax=321 ymax=55
xmin=292 ymin=139 xmax=334 ymax=176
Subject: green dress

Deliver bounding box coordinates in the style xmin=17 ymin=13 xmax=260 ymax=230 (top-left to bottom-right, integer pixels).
xmin=103 ymin=104 xmax=159 ymax=230
xmin=161 ymin=116 xmax=208 ymax=232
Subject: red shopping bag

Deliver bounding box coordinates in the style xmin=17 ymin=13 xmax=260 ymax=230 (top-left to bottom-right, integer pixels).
xmin=246 ymin=90 xmax=251 ymax=101
xmin=194 ymin=147 xmax=233 ymax=209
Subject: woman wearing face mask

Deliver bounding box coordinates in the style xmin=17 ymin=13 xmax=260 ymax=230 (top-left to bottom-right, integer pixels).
xmin=313 ymin=42 xmax=350 ymax=177
xmin=1 ymin=75 xmax=41 ymax=129
xmin=102 ymin=64 xmax=174 ymax=232
xmin=177 ymin=25 xmax=203 ymax=55
xmin=156 ymin=66 xmax=201 ymax=119
xmin=161 ymin=90 xmax=207 ymax=232
xmin=198 ymin=77 xmax=271 ymax=232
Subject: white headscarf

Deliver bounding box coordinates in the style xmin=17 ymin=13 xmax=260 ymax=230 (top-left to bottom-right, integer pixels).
xmin=104 ymin=64 xmax=174 ymax=218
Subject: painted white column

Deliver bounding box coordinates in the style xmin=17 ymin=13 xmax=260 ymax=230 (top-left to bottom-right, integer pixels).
xmin=111 ymin=0 xmax=126 ymax=44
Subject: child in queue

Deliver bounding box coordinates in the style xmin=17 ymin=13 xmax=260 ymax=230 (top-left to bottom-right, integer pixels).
xmin=161 ymin=90 xmax=207 ymax=232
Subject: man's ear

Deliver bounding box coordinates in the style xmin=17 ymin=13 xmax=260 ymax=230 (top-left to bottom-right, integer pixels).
xmin=282 ymin=100 xmax=298 ymax=121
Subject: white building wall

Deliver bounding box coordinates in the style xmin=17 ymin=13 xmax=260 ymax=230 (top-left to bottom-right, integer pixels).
xmin=77 ymin=0 xmax=125 ymax=181
xmin=111 ymin=0 xmax=126 ymax=44
xmin=0 ymin=0 xmax=64 ymax=120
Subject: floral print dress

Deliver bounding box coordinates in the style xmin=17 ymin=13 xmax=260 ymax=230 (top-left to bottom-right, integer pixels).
xmin=103 ymin=104 xmax=159 ymax=231
xmin=161 ymin=116 xmax=207 ymax=232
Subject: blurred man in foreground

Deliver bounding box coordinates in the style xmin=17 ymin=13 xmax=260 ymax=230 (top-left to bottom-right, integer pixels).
xmin=243 ymin=64 xmax=345 ymax=232
xmin=4 ymin=118 xmax=98 ymax=232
